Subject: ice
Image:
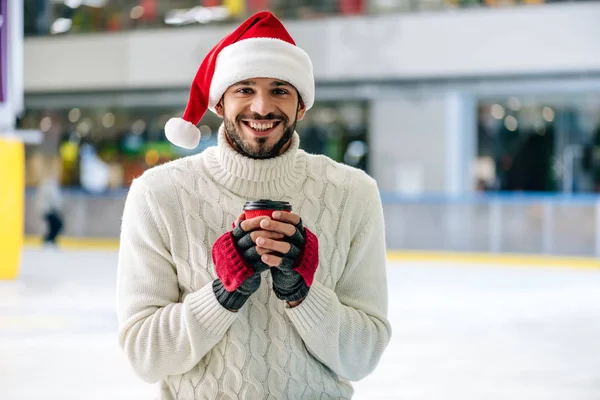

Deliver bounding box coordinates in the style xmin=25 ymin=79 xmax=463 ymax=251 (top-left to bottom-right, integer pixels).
xmin=1 ymin=248 xmax=599 ymax=399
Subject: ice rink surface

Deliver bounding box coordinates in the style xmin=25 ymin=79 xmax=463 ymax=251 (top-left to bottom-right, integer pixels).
xmin=1 ymin=248 xmax=600 ymax=400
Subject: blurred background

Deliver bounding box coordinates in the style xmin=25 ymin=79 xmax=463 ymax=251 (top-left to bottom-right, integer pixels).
xmin=15 ymin=0 xmax=600 ymax=257
xmin=2 ymin=1 xmax=600 ymax=399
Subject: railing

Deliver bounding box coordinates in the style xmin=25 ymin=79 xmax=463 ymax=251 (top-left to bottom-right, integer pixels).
xmin=25 ymin=0 xmax=561 ymax=37
xmin=24 ymin=189 xmax=600 ymax=257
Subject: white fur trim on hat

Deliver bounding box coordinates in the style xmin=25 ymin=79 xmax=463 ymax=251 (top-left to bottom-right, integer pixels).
xmin=165 ymin=117 xmax=201 ymax=149
xmin=208 ymin=38 xmax=314 ymax=112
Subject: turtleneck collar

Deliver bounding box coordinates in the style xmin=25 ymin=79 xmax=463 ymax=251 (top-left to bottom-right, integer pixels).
xmin=201 ymin=124 xmax=307 ymax=199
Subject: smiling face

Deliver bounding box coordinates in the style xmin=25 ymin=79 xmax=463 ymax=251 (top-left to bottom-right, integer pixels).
xmin=215 ymin=78 xmax=306 ymax=159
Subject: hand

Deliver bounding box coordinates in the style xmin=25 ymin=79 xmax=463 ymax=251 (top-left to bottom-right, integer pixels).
xmin=254 ymin=211 xmax=319 ymax=302
xmin=232 ymin=214 xmax=285 ymax=272
xmin=253 ymin=212 xmax=302 ymax=267
xmin=211 ymin=215 xmax=282 ymax=311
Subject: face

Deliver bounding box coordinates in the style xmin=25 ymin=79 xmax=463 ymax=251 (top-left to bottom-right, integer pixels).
xmin=215 ymin=78 xmax=306 ymax=159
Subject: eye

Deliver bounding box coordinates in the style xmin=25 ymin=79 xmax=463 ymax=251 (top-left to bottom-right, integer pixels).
xmin=236 ymin=88 xmax=253 ymax=94
xmin=272 ymin=88 xmax=289 ymax=95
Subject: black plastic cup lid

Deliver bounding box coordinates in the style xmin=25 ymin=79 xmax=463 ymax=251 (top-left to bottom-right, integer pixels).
xmin=243 ymin=199 xmax=292 ymax=211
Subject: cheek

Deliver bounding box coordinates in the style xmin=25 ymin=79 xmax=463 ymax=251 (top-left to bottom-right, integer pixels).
xmin=229 ymin=112 xmax=245 ymax=126
xmin=222 ymin=98 xmax=245 ymax=119
xmin=285 ymin=114 xmax=297 ymax=126
xmin=280 ymin=108 xmax=295 ymax=123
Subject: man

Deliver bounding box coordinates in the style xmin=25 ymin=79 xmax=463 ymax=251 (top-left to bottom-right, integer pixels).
xmin=117 ymin=11 xmax=391 ymax=399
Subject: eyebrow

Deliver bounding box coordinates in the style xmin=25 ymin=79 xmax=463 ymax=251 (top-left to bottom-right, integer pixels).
xmin=233 ymin=80 xmax=292 ymax=88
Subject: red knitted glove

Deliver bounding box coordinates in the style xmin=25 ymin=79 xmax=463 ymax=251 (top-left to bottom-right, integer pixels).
xmin=212 ymin=231 xmax=256 ymax=291
xmin=290 ymin=227 xmax=319 ymax=287
xmin=212 ymin=228 xmax=268 ymax=311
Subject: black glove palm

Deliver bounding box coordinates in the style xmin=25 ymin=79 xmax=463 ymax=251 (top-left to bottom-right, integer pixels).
xmin=271 ymin=220 xmax=309 ymax=301
xmin=232 ymin=224 xmax=271 ymax=273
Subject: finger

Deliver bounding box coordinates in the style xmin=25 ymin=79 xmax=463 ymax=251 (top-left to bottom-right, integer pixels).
xmin=231 ymin=224 xmax=247 ymax=242
xmin=279 ymin=256 xmax=295 ymax=270
xmin=235 ymin=232 xmax=254 ymax=249
xmin=240 ymin=216 xmax=270 ymax=232
xmin=255 ymin=237 xmax=291 ymax=254
xmin=255 ymin=246 xmax=271 ymax=256
xmin=259 ymin=218 xmax=296 ymax=236
xmin=286 ymin=243 xmax=301 ymax=259
xmin=287 ymin=228 xmax=304 ymax=248
xmin=250 ymin=230 xmax=284 ymax=242
xmin=233 ymin=213 xmax=246 ymax=228
xmin=254 ymin=246 xmax=285 ymax=258
xmin=271 ymin=211 xmax=301 ymax=226
xmin=243 ymin=246 xmax=262 ymax=261
xmin=261 ymin=253 xmax=282 ymax=267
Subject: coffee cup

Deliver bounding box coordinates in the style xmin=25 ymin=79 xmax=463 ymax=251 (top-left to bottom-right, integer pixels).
xmin=243 ymin=199 xmax=292 ymax=219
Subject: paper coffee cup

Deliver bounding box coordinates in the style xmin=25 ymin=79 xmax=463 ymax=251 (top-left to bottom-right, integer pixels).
xmin=243 ymin=199 xmax=292 ymax=219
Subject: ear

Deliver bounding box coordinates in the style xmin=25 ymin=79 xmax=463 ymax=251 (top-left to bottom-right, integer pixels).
xmin=296 ymin=100 xmax=307 ymax=121
xmin=215 ymin=99 xmax=224 ymax=118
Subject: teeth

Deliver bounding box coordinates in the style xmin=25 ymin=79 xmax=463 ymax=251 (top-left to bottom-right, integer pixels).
xmin=248 ymin=121 xmax=275 ymax=131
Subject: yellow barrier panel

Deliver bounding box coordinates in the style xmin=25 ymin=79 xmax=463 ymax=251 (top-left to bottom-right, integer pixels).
xmin=0 ymin=137 xmax=24 ymax=280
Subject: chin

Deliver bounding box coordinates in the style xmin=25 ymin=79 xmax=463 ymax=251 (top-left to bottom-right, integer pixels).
xmin=225 ymin=117 xmax=294 ymax=159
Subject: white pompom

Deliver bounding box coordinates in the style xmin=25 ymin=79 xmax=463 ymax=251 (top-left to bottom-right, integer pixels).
xmin=164 ymin=118 xmax=201 ymax=149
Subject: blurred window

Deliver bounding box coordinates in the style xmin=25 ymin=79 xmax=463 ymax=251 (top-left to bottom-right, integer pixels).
xmin=18 ymin=93 xmax=369 ymax=188
xmin=23 ymin=0 xmax=545 ymax=37
xmin=477 ymin=94 xmax=600 ymax=193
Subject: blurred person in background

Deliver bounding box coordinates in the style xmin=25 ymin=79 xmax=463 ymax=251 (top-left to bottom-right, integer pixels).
xmin=117 ymin=11 xmax=391 ymax=400
xmin=35 ymin=174 xmax=64 ymax=248
xmin=79 ymin=141 xmax=111 ymax=193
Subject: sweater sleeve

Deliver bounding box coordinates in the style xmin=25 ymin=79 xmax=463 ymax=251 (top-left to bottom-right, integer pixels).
xmin=116 ymin=178 xmax=237 ymax=383
xmin=284 ymin=178 xmax=392 ymax=381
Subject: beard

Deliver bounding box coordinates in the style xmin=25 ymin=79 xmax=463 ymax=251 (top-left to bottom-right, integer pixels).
xmin=223 ymin=107 xmax=298 ymax=160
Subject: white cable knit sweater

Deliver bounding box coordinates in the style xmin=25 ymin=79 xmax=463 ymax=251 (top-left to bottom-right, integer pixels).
xmin=117 ymin=127 xmax=391 ymax=399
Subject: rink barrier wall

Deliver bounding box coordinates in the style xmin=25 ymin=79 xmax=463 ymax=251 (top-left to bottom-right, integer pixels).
xmin=22 ymin=189 xmax=600 ymax=262
xmin=386 ymin=250 xmax=600 ymax=270
xmin=22 ymin=236 xmax=600 ymax=270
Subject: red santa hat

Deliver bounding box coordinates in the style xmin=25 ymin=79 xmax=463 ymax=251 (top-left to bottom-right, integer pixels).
xmin=165 ymin=11 xmax=315 ymax=149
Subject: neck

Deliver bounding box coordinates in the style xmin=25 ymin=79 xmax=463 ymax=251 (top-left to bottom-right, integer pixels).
xmin=201 ymin=124 xmax=307 ymax=199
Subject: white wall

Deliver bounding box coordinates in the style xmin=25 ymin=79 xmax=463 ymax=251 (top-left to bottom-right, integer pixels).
xmin=24 ymin=3 xmax=600 ymax=92
xmin=369 ymin=92 xmax=476 ymax=194
xmin=370 ymin=96 xmax=447 ymax=193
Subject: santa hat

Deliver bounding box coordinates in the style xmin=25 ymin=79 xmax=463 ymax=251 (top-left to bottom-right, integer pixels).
xmin=165 ymin=11 xmax=315 ymax=149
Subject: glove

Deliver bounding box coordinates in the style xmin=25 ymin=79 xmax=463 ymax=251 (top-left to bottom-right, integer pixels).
xmin=211 ymin=224 xmax=269 ymax=311
xmin=232 ymin=224 xmax=272 ymax=274
xmin=271 ymin=219 xmax=319 ymax=302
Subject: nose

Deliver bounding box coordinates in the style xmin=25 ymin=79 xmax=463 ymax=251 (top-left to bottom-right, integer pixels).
xmin=249 ymin=90 xmax=275 ymax=117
